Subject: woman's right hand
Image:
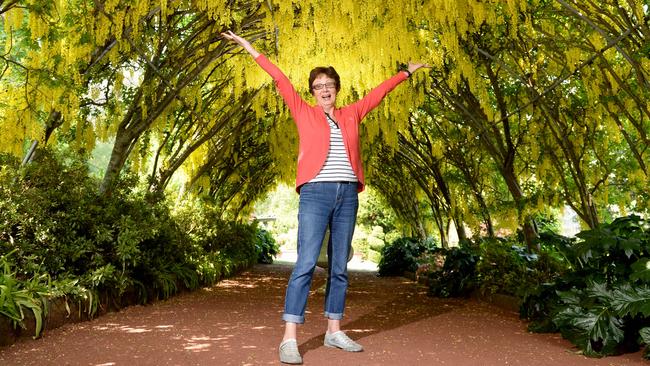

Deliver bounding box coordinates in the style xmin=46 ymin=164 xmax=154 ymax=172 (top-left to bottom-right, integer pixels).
xmin=221 ymin=31 xmax=248 ymax=47
xmin=221 ymin=30 xmax=260 ymax=58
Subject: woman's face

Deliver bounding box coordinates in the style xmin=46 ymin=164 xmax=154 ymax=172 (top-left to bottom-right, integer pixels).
xmin=311 ymin=74 xmax=338 ymax=109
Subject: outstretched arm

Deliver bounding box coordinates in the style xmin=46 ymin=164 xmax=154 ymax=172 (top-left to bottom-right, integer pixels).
xmin=352 ymin=62 xmax=431 ymax=121
xmin=221 ymin=30 xmax=307 ymax=117
xmin=221 ymin=30 xmax=260 ymax=59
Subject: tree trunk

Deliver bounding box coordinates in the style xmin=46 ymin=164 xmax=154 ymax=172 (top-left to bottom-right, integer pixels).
xmin=502 ymin=166 xmax=539 ymax=250
xmin=100 ymin=129 xmax=137 ymax=195
xmin=430 ymin=201 xmax=449 ymax=248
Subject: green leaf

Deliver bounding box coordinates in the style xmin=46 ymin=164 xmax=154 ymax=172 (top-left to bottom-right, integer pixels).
xmin=631 ymin=258 xmax=650 ymax=283
xmin=618 ymin=237 xmax=642 ymax=259
xmin=554 ymin=304 xmax=624 ymax=356
xmin=610 ymin=284 xmax=650 ymax=318
xmin=556 ymin=288 xmax=582 ymax=306
xmin=576 ymin=228 xmax=615 ymax=254
xmin=14 ymin=296 xmax=43 ymax=338
xmin=640 ymin=327 xmax=650 ymax=359
xmin=586 ymin=281 xmax=614 ymax=302
xmin=640 ymin=327 xmax=650 ymax=345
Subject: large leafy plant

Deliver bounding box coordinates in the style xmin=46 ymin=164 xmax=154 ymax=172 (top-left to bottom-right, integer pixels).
xmin=523 ymin=215 xmax=650 ymax=358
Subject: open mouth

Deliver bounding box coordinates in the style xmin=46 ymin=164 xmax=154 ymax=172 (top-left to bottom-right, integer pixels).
xmin=321 ymin=93 xmax=332 ymax=101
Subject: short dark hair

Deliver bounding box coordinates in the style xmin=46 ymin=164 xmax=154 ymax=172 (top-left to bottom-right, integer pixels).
xmin=308 ymin=66 xmax=341 ymax=94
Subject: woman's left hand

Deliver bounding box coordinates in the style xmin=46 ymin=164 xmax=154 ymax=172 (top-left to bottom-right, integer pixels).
xmin=407 ymin=62 xmax=431 ymax=74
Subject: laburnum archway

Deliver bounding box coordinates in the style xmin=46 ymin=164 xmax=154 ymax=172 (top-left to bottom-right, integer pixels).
xmin=1 ymin=0 xmax=647 ymax=249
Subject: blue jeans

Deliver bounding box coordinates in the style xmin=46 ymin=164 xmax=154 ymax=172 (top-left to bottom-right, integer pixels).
xmin=282 ymin=182 xmax=359 ymax=324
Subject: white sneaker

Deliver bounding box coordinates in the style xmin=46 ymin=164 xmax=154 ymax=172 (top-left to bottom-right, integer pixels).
xmin=324 ymin=331 xmax=363 ymax=352
xmin=279 ymin=339 xmax=303 ymax=364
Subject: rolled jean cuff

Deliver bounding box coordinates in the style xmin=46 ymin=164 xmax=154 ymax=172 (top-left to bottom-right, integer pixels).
xmin=324 ymin=311 xmax=343 ymax=320
xmin=283 ymin=313 xmax=305 ymax=324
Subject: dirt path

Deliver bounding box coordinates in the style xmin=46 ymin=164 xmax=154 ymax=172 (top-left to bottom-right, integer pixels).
xmin=0 ymin=263 xmax=646 ymax=366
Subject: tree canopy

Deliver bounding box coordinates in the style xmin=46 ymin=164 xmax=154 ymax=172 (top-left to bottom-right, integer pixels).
xmin=1 ymin=0 xmax=648 ymax=245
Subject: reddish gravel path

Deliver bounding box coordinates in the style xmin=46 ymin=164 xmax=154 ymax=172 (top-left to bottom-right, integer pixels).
xmin=0 ymin=263 xmax=646 ymax=366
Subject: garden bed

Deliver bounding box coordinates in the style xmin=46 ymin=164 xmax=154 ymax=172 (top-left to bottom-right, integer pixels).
xmin=1 ymin=285 xmax=156 ymax=347
xmin=0 ymin=262 xmax=254 ymax=348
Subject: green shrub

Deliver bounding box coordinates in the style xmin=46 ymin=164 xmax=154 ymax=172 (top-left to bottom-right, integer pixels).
xmin=476 ymin=238 xmax=567 ymax=297
xmin=353 ymin=235 xmax=370 ymax=260
xmin=378 ymin=237 xmax=433 ymax=276
xmin=0 ymin=149 xmax=105 ymax=278
xmin=175 ymin=201 xmax=261 ymax=283
xmin=255 ymin=227 xmax=279 ymax=264
xmin=422 ymin=236 xmax=566 ymax=300
xmin=0 ymin=147 xmax=263 ymax=332
xmin=354 ymin=226 xmax=390 ymax=263
xmin=367 ymin=248 xmax=382 ymax=264
xmin=475 ymin=238 xmax=525 ymax=296
xmin=427 ymin=245 xmax=479 ymax=298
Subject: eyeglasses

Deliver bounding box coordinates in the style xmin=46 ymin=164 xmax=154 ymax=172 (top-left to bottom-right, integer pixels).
xmin=312 ymin=82 xmax=336 ymax=91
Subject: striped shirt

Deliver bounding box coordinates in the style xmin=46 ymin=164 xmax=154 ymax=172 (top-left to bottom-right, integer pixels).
xmin=309 ymin=114 xmax=358 ymax=183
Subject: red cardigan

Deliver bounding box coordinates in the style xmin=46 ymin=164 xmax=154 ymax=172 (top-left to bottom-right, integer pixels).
xmin=255 ymin=54 xmax=409 ymax=192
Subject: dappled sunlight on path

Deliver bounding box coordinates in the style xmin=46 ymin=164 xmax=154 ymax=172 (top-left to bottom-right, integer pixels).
xmin=1 ymin=263 xmax=646 ymax=365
